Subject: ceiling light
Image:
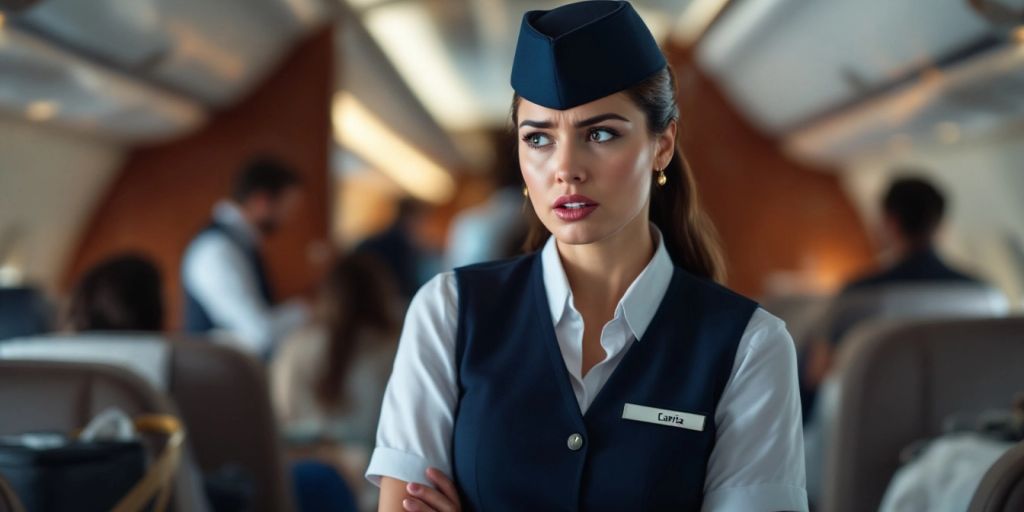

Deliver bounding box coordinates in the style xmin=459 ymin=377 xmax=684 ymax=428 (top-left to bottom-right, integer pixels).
xmin=0 ymin=264 xmax=23 ymax=287
xmin=363 ymin=2 xmax=481 ymax=130
xmin=333 ymin=92 xmax=456 ymax=204
xmin=26 ymin=101 xmax=59 ymax=122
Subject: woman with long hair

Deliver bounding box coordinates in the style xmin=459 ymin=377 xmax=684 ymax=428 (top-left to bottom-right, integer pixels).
xmin=272 ymin=253 xmax=401 ymax=451
xmin=368 ymin=2 xmax=807 ymax=511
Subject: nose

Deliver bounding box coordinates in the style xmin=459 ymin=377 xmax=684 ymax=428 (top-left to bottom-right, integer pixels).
xmin=553 ymin=143 xmax=587 ymax=185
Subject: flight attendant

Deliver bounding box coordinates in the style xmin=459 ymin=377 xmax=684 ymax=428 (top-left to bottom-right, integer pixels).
xmin=182 ymin=158 xmax=308 ymax=357
xmin=367 ymin=1 xmax=807 ymax=511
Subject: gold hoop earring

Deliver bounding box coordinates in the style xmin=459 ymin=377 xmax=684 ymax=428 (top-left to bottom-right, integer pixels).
xmin=656 ymin=168 xmax=668 ymax=187
xmin=522 ymin=185 xmax=529 ymax=198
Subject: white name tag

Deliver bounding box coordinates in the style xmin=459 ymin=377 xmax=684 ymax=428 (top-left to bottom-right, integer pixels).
xmin=621 ymin=403 xmax=706 ymax=432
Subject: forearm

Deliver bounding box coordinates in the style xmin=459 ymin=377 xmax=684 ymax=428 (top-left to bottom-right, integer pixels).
xmin=379 ymin=477 xmax=412 ymax=511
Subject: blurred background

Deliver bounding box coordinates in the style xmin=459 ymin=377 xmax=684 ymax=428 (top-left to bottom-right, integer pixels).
xmin=1 ymin=1 xmax=1023 ymax=512
xmin=3 ymin=0 xmax=1024 ymax=309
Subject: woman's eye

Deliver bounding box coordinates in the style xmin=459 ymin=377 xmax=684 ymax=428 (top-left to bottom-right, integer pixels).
xmin=588 ymin=128 xmax=616 ymax=143
xmin=524 ymin=133 xmax=553 ymax=147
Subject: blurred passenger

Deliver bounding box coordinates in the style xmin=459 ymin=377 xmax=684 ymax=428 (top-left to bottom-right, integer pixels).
xmin=292 ymin=460 xmax=358 ymax=512
xmin=445 ymin=132 xmax=528 ymax=268
xmin=805 ymin=175 xmax=984 ymax=389
xmin=353 ymin=198 xmax=436 ymax=301
xmin=801 ymin=176 xmax=990 ymax=507
xmin=67 ymin=253 xmax=164 ymax=332
xmin=841 ymin=176 xmax=979 ymax=292
xmin=879 ymin=398 xmax=1023 ymax=512
xmin=272 ymin=252 xmax=400 ymax=449
xmin=272 ymin=253 xmax=400 ymax=511
xmin=182 ymin=157 xmax=309 ymax=357
xmin=61 ymin=252 xmax=213 ymax=512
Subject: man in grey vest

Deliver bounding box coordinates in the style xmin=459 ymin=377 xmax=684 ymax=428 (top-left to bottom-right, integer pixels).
xmin=182 ymin=158 xmax=309 ymax=357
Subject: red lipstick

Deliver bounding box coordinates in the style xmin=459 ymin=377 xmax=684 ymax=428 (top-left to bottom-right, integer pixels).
xmin=552 ymin=194 xmax=599 ymax=222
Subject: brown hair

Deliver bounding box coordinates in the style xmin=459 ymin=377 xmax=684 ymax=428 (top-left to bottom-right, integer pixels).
xmin=512 ymin=65 xmax=726 ymax=282
xmin=67 ymin=253 xmax=164 ymax=332
xmin=315 ymin=253 xmax=400 ymax=409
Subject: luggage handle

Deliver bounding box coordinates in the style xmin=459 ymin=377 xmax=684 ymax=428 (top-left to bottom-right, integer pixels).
xmin=110 ymin=414 xmax=185 ymax=512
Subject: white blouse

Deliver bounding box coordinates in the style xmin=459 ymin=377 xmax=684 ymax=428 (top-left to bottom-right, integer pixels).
xmin=367 ymin=231 xmax=808 ymax=511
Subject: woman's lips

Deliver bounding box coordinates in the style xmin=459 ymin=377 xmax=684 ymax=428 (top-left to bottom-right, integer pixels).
xmin=552 ymin=194 xmax=599 ymax=222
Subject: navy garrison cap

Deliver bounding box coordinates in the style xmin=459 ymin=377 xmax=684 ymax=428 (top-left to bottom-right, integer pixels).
xmin=511 ymin=1 xmax=667 ymax=110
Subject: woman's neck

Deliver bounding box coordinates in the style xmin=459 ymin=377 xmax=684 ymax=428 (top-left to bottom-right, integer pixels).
xmin=556 ymin=214 xmax=655 ymax=317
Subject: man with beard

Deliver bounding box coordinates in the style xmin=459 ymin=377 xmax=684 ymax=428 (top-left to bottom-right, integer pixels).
xmin=182 ymin=157 xmax=309 ymax=358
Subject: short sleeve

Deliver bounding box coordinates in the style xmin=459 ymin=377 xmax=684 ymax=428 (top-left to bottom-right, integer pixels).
xmin=365 ymin=273 xmax=459 ymax=487
xmin=702 ymin=308 xmax=809 ymax=512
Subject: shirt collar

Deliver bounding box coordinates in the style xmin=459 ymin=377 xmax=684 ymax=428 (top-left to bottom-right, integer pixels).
xmin=540 ymin=224 xmax=674 ymax=342
xmin=212 ymin=200 xmax=260 ymax=247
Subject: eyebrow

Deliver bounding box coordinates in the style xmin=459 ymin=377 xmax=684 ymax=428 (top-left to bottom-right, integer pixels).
xmin=518 ymin=113 xmax=631 ymax=129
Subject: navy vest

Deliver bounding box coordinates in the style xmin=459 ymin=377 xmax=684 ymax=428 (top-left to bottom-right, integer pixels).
xmin=183 ymin=221 xmax=275 ymax=333
xmin=452 ymin=253 xmax=757 ymax=511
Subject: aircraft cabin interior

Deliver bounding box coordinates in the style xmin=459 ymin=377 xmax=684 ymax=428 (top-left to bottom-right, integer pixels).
xmin=0 ymin=0 xmax=1023 ymax=511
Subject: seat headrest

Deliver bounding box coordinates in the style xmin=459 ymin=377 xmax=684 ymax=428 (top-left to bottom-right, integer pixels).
xmin=0 ymin=333 xmax=171 ymax=391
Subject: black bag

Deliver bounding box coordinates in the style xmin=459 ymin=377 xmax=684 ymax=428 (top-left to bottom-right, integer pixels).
xmin=0 ymin=414 xmax=183 ymax=512
xmin=0 ymin=437 xmax=146 ymax=512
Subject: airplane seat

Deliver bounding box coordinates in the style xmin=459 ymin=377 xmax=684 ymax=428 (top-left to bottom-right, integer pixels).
xmin=0 ymin=287 xmax=52 ymax=341
xmin=969 ymin=441 xmax=1024 ymax=512
xmin=165 ymin=335 xmax=295 ymax=512
xmin=758 ymin=294 xmax=830 ymax=351
xmin=822 ymin=316 xmax=1024 ymax=512
xmin=821 ymin=282 xmax=1010 ymax=342
xmin=810 ymin=281 xmax=1011 ymax=421
xmin=0 ymin=359 xmax=188 ymax=512
xmin=0 ymin=334 xmax=295 ymax=512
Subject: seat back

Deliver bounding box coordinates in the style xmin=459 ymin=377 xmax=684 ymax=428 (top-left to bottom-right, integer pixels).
xmin=0 ymin=334 xmax=295 ymax=512
xmin=823 ymin=316 xmax=1024 ymax=512
xmin=167 ymin=337 xmax=294 ymax=512
xmin=759 ymin=293 xmax=830 ymax=350
xmin=0 ymin=334 xmax=171 ymax=389
xmin=969 ymin=441 xmax=1024 ymax=512
xmin=0 ymin=360 xmax=185 ymax=512
xmin=823 ymin=282 xmax=1010 ymax=342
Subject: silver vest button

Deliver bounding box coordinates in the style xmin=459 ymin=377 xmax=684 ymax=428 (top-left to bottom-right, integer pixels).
xmin=567 ymin=433 xmax=584 ymax=451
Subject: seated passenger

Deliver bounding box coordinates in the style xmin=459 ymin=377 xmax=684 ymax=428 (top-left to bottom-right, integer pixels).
xmin=271 ymin=253 xmax=400 ymax=509
xmin=801 ymin=176 xmax=994 ymax=507
xmin=805 ymin=175 xmax=985 ymax=390
xmin=879 ymin=399 xmax=1023 ymax=512
xmin=64 ymin=253 xmax=355 ymax=512
xmin=46 ymin=253 xmax=214 ymax=511
xmin=67 ymin=252 xmax=164 ymax=332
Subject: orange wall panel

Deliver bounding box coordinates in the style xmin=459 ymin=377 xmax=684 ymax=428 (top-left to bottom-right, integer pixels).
xmin=669 ymin=47 xmax=874 ymax=296
xmin=63 ymin=28 xmax=334 ymax=329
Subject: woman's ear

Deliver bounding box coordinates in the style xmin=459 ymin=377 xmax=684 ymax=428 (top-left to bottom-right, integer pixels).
xmin=655 ymin=120 xmax=677 ymax=169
